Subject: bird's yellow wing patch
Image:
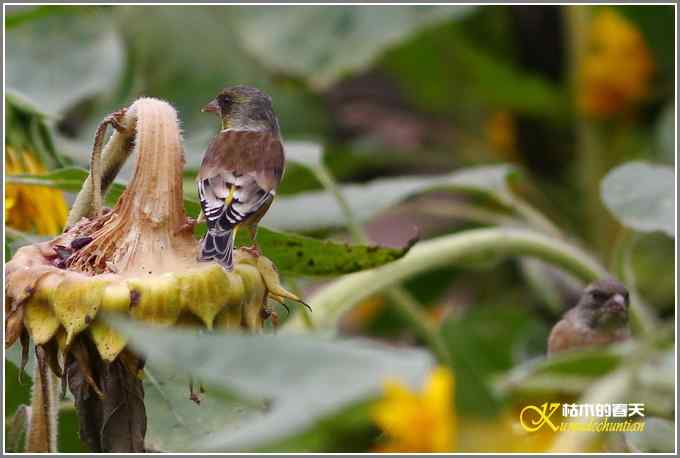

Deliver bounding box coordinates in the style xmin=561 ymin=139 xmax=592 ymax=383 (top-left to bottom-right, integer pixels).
xmin=224 ymin=184 xmax=236 ymax=207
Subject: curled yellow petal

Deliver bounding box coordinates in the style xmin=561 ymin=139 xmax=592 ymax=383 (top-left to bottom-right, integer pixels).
xmin=89 ymin=319 xmax=127 ymax=362
xmin=236 ymin=264 xmax=266 ymax=331
xmin=53 ymin=278 xmax=106 ymax=346
xmin=24 ymin=299 xmax=60 ymax=345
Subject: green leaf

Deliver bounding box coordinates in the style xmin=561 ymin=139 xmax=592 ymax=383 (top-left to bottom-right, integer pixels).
xmin=236 ymin=5 xmax=475 ymax=89
xmin=5 ymin=5 xmax=84 ymax=29
xmin=143 ymin=370 xmax=262 ymax=452
xmin=58 ymin=407 xmax=89 ymax=452
xmin=495 ymin=343 xmax=630 ymax=397
xmin=630 ymin=348 xmax=675 ymax=417
xmin=383 ymin=18 xmax=566 ymax=118
xmin=601 ymin=162 xmax=675 ymax=238
xmin=550 ymin=368 xmax=634 ymax=452
xmin=441 ymin=304 xmax=546 ymax=416
xmin=108 ymin=318 xmax=432 ymax=451
xmin=237 ymin=227 xmax=415 ymax=276
xmin=264 ymin=165 xmax=518 ymax=231
xmin=6 ymin=167 xmax=92 ymax=193
xmin=4 ymin=353 xmax=32 ymax=419
xmin=449 ymin=37 xmax=567 ymax=117
xmin=114 ymin=6 xmax=327 ymax=140
xmin=253 ymin=401 xmax=375 ymax=452
xmin=5 ymin=239 xmax=13 ymax=263
xmin=6 ymin=9 xmax=124 ymax=118
xmin=624 ymin=417 xmax=675 ymax=453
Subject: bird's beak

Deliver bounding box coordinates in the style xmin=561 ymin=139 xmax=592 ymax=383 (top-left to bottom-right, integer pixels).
xmin=608 ymin=294 xmax=627 ymax=312
xmin=201 ymin=99 xmax=220 ymax=113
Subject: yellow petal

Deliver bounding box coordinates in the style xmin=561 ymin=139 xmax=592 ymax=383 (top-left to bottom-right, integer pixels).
xmin=53 ymin=277 xmax=106 ymax=346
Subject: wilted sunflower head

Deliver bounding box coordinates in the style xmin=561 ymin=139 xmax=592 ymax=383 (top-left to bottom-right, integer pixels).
xmin=5 ymin=98 xmax=302 ymax=368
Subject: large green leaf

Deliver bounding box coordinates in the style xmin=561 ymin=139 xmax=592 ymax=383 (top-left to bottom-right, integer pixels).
xmin=253 ymin=401 xmax=375 ymax=452
xmin=6 ymin=167 xmax=96 ymax=193
xmin=601 ymin=162 xmax=675 ymax=238
xmin=143 ymin=370 xmax=262 ymax=452
xmin=495 ymin=344 xmax=630 ymax=396
xmin=6 ymin=167 xmax=412 ymax=275
xmin=624 ymin=417 xmax=675 ymax=453
xmin=441 ymin=304 xmax=546 ymax=416
xmin=450 ymin=37 xmax=566 ymax=118
xmin=236 ymin=5 xmax=474 ymax=89
xmin=108 ymin=318 xmax=432 ymax=451
xmin=113 ymin=6 xmax=327 ymax=139
xmin=236 ymin=227 xmax=415 ymax=276
xmin=263 ymin=164 xmax=518 ymax=231
xmin=630 ymin=347 xmax=675 ymax=417
xmin=383 ymin=16 xmax=566 ymax=118
xmin=5 ymin=8 xmax=124 ymax=118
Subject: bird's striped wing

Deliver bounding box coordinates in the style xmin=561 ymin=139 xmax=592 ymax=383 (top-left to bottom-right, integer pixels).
xmin=198 ymin=173 xmax=273 ymax=231
xmin=197 ymin=129 xmax=284 ymax=231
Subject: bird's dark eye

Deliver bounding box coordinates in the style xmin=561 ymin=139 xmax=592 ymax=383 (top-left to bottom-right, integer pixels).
xmin=218 ymin=95 xmax=232 ymax=108
xmin=591 ymin=290 xmax=608 ymax=301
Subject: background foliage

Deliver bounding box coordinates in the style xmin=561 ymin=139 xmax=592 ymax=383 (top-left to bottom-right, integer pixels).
xmin=4 ymin=4 xmax=675 ymax=453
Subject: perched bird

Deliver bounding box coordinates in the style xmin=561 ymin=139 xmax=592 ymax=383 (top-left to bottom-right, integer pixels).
xmin=197 ymin=85 xmax=284 ymax=270
xmin=547 ymin=278 xmax=631 ymax=355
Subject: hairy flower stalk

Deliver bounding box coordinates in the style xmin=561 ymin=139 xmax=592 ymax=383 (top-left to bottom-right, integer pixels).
xmin=5 ymin=98 xmax=301 ymax=452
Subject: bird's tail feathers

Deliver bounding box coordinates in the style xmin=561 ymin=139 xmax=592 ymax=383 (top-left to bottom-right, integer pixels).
xmin=199 ymin=228 xmax=235 ymax=270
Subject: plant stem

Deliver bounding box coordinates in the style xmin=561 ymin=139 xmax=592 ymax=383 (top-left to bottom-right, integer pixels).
xmin=66 ymin=108 xmax=136 ymax=227
xmin=301 ymin=227 xmax=608 ymax=330
xmin=26 ymin=349 xmax=58 ymax=452
xmin=510 ymin=195 xmax=564 ymax=239
xmin=566 ymin=6 xmax=618 ymax=260
xmin=313 ymin=163 xmax=453 ymax=365
xmin=313 ymin=164 xmax=368 ymax=244
xmin=388 ymin=288 xmax=453 ymax=366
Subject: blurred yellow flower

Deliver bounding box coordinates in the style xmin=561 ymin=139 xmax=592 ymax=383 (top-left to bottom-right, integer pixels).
xmin=457 ymin=410 xmax=556 ymax=452
xmin=5 ymin=147 xmax=68 ymax=235
xmin=485 ymin=111 xmax=518 ymax=160
xmin=372 ymin=366 xmax=456 ymax=452
xmin=579 ymin=8 xmax=654 ymax=118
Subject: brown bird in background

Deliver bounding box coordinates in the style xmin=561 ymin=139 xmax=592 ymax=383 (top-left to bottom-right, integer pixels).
xmin=548 ymin=278 xmax=631 ymax=355
xmin=197 ymin=85 xmax=284 ymax=270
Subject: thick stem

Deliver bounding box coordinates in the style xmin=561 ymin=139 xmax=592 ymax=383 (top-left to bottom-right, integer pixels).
xmin=566 ymin=6 xmax=618 ymax=260
xmin=300 ymin=227 xmax=608 ymax=330
xmin=25 ymin=348 xmax=58 ymax=452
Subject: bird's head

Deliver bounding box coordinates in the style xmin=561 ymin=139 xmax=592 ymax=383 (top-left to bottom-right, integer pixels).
xmin=202 ymin=85 xmax=278 ymax=131
xmin=579 ymin=277 xmax=629 ymax=329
